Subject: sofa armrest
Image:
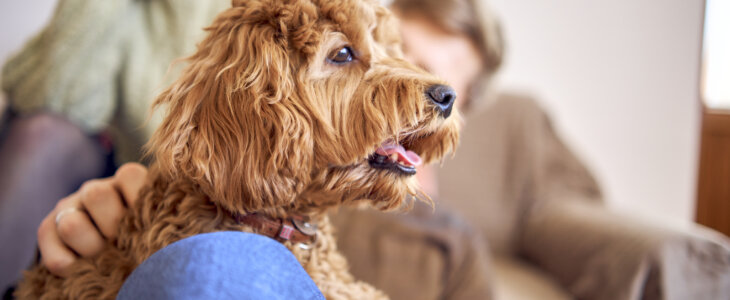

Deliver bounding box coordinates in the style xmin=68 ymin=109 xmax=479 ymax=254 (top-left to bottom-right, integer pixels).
xmin=520 ymin=200 xmax=730 ymax=300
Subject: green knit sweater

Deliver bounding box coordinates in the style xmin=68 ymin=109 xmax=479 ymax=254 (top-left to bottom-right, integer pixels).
xmin=2 ymin=0 xmax=229 ymax=163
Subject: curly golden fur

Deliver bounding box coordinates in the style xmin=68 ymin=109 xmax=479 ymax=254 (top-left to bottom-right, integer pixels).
xmin=17 ymin=0 xmax=460 ymax=298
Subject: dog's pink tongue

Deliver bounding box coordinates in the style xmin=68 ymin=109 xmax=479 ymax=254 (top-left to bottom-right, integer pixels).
xmin=375 ymin=141 xmax=422 ymax=167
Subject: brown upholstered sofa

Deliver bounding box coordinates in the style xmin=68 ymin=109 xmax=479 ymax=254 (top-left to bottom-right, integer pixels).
xmin=332 ymin=92 xmax=730 ymax=300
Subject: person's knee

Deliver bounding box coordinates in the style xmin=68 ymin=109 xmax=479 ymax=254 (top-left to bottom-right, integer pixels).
xmin=12 ymin=113 xmax=81 ymax=145
xmin=5 ymin=113 xmax=91 ymax=157
xmin=119 ymin=232 xmax=324 ymax=300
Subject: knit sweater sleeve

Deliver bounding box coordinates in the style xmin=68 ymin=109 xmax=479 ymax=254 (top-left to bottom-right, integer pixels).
xmin=1 ymin=0 xmax=132 ymax=133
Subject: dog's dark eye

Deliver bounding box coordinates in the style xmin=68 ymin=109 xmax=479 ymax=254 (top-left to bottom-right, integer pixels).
xmin=328 ymin=47 xmax=355 ymax=64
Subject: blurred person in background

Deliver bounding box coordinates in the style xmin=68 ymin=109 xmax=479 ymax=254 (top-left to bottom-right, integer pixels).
xmin=0 ymin=1 xmax=229 ymax=291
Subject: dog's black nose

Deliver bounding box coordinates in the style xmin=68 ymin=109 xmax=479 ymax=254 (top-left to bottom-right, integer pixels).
xmin=426 ymin=84 xmax=456 ymax=118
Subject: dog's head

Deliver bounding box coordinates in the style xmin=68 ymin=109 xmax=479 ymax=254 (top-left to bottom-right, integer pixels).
xmin=149 ymin=0 xmax=460 ymax=216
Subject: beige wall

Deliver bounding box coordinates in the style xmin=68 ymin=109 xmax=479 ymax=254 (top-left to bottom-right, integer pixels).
xmin=489 ymin=0 xmax=704 ymax=221
xmin=0 ymin=1 xmax=56 ymax=63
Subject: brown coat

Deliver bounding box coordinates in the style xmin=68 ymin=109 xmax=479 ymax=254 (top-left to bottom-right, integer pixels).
xmin=333 ymin=93 xmax=730 ymax=300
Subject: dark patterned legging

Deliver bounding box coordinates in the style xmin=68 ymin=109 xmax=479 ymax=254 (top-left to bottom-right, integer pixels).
xmin=0 ymin=111 xmax=112 ymax=291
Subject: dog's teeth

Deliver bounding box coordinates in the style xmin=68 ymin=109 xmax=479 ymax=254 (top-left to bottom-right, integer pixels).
xmin=389 ymin=154 xmax=398 ymax=162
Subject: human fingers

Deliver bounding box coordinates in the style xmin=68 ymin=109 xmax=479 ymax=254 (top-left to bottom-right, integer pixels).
xmin=78 ymin=178 xmax=126 ymax=239
xmin=53 ymin=202 xmax=106 ymax=258
xmin=112 ymin=163 xmax=148 ymax=208
xmin=37 ymin=212 xmax=77 ymax=277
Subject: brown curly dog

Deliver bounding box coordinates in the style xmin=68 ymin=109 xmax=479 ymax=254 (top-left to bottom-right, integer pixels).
xmin=17 ymin=0 xmax=460 ymax=298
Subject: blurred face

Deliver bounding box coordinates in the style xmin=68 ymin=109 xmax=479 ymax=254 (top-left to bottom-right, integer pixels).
xmin=397 ymin=13 xmax=484 ymax=109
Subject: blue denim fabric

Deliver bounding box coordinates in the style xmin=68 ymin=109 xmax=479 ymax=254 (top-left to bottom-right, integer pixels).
xmin=117 ymin=231 xmax=324 ymax=300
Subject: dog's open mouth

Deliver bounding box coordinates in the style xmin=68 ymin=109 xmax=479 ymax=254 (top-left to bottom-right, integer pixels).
xmin=368 ymin=139 xmax=422 ymax=176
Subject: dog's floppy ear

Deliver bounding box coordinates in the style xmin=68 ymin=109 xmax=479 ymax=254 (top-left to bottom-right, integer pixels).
xmin=147 ymin=3 xmax=314 ymax=214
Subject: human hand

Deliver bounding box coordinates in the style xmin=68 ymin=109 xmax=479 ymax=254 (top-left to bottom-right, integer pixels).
xmin=37 ymin=163 xmax=148 ymax=277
